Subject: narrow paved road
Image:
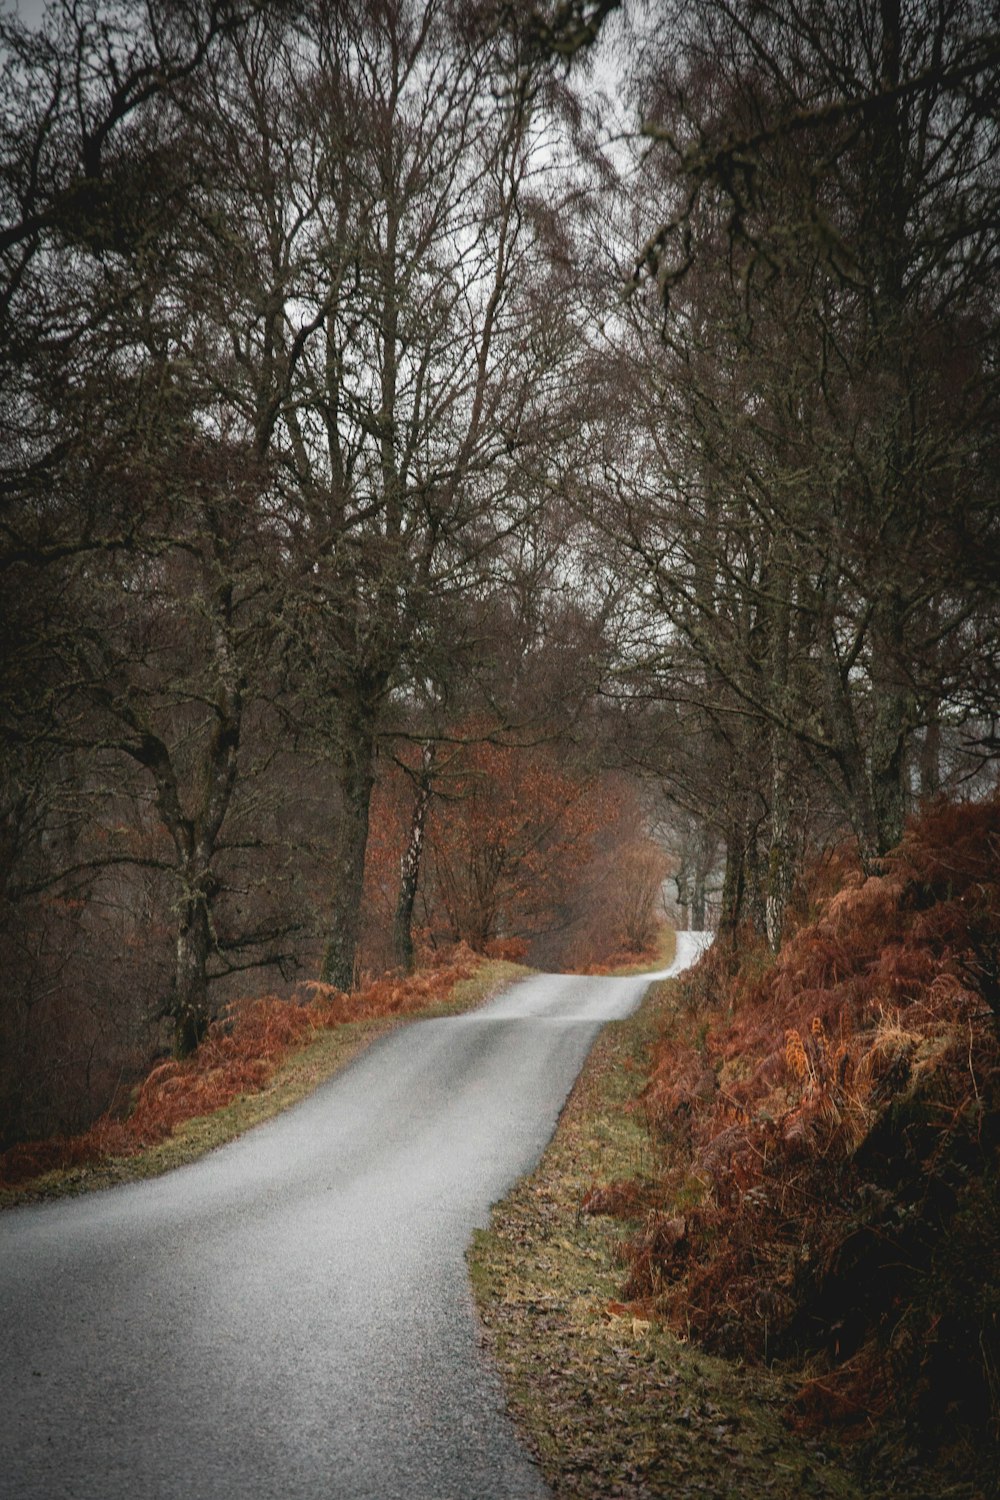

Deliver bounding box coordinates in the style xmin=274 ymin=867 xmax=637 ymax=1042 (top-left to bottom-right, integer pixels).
xmin=1 ymin=934 xmax=710 ymax=1500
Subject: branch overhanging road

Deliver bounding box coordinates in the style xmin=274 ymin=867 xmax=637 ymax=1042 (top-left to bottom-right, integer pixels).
xmin=1 ymin=933 xmax=712 ymax=1500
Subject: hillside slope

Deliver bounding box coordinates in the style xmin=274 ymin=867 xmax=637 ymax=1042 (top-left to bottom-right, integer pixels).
xmin=587 ymin=798 xmax=999 ymax=1493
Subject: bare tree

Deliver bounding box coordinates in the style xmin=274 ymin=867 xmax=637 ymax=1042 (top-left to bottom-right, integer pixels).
xmin=576 ymin=0 xmax=1000 ymax=930
xmin=0 ymin=1 xmax=300 ymax=1058
xmin=184 ymin=0 xmax=587 ymax=989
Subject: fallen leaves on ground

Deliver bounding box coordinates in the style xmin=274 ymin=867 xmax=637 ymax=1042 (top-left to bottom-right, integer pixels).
xmin=469 ymin=999 xmax=861 ymax=1499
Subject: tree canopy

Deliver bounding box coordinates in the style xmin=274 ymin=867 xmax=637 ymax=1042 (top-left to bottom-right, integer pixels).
xmin=1 ymin=0 xmax=997 ymax=1128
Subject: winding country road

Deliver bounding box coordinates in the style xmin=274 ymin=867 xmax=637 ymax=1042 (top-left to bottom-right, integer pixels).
xmin=1 ymin=933 xmax=710 ymax=1500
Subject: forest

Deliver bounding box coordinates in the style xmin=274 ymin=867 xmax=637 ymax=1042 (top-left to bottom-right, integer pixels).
xmin=2 ymin=1 xmax=998 ymax=1488
xmin=0 ymin=0 xmax=997 ymax=1185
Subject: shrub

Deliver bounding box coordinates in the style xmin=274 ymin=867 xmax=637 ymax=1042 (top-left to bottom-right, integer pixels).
xmin=0 ymin=947 xmax=478 ymax=1189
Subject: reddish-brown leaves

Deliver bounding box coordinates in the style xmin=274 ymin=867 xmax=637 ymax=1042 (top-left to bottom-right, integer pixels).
xmin=361 ymin=729 xmax=667 ymax=971
xmin=0 ymin=948 xmax=477 ymax=1190
xmin=586 ymin=798 xmax=1000 ymax=1461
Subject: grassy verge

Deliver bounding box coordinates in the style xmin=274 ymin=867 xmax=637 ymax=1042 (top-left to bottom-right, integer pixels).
xmin=1 ymin=957 xmax=528 ymax=1209
xmin=468 ymin=974 xmax=862 ymax=1500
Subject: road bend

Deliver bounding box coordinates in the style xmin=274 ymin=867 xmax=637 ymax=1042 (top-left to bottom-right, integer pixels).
xmin=0 ymin=933 xmax=711 ymax=1500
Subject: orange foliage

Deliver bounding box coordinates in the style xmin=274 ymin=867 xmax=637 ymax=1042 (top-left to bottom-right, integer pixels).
xmin=360 ymin=727 xmax=663 ymax=970
xmin=586 ymin=798 xmax=1000 ymax=1477
xmin=424 ymin=733 xmax=599 ymax=952
xmin=0 ymin=947 xmax=477 ymax=1190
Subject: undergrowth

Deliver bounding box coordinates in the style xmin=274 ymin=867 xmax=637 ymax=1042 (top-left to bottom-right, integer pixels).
xmin=470 ymin=979 xmax=860 ymax=1499
xmin=573 ymin=921 xmax=677 ymax=977
xmin=582 ymin=798 xmax=1000 ymax=1497
xmin=0 ymin=945 xmax=498 ymax=1197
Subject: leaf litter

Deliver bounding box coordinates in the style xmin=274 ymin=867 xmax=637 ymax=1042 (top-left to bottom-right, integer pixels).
xmin=468 ymin=987 xmax=861 ymax=1499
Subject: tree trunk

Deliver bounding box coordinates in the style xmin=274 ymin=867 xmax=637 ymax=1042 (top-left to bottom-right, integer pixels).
xmin=691 ymin=871 xmax=706 ymax=931
xmin=869 ymin=718 xmax=908 ymax=855
xmin=322 ymin=693 xmax=378 ymax=990
xmin=718 ymin=775 xmax=749 ymax=940
xmin=867 ymin=588 xmax=913 ymax=861
xmin=763 ymin=548 xmax=794 ymax=951
xmin=765 ymin=740 xmax=794 ymax=952
xmin=862 ymin=1 xmax=911 ymax=864
xmin=817 ymin=603 xmax=906 ymax=874
xmin=393 ymin=742 xmax=435 ymax=973
xmin=919 ymin=713 xmax=941 ymax=799
xmin=174 ymin=880 xmax=213 ymax=1055
xmin=674 ymin=866 xmax=691 ymax=932
xmin=135 ymin=692 xmax=240 ymax=1058
xmin=718 ymin=832 xmax=745 ymax=940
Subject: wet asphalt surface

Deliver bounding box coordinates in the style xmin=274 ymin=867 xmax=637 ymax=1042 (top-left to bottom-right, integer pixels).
xmin=0 ymin=936 xmax=709 ymax=1500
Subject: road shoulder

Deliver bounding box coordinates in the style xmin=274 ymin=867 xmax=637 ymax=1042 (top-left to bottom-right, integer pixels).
xmin=1 ymin=957 xmax=529 ymax=1208
xmin=468 ymin=974 xmax=862 ymax=1499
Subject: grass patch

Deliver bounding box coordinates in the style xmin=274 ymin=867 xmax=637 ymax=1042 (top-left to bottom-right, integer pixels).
xmin=468 ymin=975 xmax=862 ymax=1499
xmin=411 ymin=957 xmax=531 ymax=1017
xmin=1 ymin=956 xmax=528 ymax=1209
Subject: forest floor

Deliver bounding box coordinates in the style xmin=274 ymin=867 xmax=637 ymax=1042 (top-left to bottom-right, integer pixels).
xmin=469 ymin=974 xmax=865 ymax=1500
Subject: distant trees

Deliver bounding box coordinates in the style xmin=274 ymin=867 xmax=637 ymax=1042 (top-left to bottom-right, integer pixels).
xmin=361 ymin=731 xmax=667 ymax=970
xmin=423 ymin=732 xmax=597 ymax=954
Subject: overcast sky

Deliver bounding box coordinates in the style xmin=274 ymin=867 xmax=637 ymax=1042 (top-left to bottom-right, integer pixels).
xmin=3 ymin=0 xmax=52 ymax=27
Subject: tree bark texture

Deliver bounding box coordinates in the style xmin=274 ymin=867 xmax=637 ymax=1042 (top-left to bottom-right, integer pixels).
xmin=174 ymin=885 xmax=213 ymax=1055
xmin=393 ymin=742 xmax=435 ymax=974
xmin=321 ymin=693 xmax=379 ymax=991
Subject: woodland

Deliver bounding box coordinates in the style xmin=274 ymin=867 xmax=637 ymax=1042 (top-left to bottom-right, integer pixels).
xmin=1 ymin=0 xmax=999 ymax=1399
xmin=1 ymin=0 xmax=998 ymax=1485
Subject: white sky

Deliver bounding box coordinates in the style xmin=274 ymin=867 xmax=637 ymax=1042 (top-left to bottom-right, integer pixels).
xmin=2 ymin=0 xmax=47 ymax=24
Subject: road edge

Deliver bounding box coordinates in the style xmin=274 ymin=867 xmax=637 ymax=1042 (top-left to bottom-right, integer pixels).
xmin=467 ymin=958 xmax=862 ymax=1499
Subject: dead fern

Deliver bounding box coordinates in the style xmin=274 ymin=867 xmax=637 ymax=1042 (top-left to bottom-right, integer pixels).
xmin=586 ymin=797 xmax=1000 ymax=1484
xmin=0 ymin=946 xmax=478 ymax=1189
